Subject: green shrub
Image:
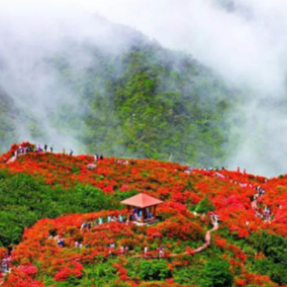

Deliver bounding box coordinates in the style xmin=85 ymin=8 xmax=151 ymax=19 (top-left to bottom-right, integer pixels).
xmin=200 ymin=258 xmax=234 ymax=287
xmin=0 ymin=173 xmax=122 ymax=246
xmin=195 ymin=196 xmax=215 ymax=214
xmin=139 ymin=260 xmax=171 ymax=281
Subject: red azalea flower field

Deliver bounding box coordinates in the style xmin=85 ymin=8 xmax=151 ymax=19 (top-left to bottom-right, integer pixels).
xmin=0 ymin=143 xmax=287 ymax=286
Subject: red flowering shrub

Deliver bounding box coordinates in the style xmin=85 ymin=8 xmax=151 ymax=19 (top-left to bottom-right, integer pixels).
xmin=53 ymin=261 xmax=83 ymax=281
xmin=1 ymin=142 xmax=287 ymax=286
xmin=150 ymin=215 xmax=204 ymax=241
xmin=3 ymin=267 xmax=44 ymax=287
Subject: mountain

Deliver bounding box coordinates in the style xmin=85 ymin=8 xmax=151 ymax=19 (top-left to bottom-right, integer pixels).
xmin=0 ymin=15 xmax=243 ymax=167
xmin=0 ymin=143 xmax=286 ymax=286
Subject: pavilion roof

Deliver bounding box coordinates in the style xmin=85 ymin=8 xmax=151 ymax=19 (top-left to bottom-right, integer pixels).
xmin=121 ymin=193 xmax=163 ymax=208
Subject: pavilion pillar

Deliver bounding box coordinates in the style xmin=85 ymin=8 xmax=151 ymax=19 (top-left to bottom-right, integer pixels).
xmin=141 ymin=208 xmax=144 ymax=223
xmin=154 ymin=205 xmax=157 ymax=218
xmin=127 ymin=205 xmax=131 ymax=221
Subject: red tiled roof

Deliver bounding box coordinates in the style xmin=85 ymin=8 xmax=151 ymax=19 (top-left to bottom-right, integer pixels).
xmin=121 ymin=193 xmax=163 ymax=208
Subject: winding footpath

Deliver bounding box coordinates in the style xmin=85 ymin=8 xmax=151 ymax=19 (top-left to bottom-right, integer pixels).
xmin=190 ymin=221 xmax=219 ymax=255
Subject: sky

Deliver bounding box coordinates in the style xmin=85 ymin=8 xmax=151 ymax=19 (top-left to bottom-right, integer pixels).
xmin=2 ymin=0 xmax=287 ymax=176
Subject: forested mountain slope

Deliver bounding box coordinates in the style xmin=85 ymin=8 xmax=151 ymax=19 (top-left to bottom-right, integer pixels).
xmin=0 ymin=16 xmax=242 ymax=166
xmin=52 ymin=41 xmax=242 ymax=165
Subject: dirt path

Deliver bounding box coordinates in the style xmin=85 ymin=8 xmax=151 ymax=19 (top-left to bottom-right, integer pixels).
xmin=6 ymin=155 xmax=17 ymax=164
xmin=136 ymin=220 xmax=219 ymax=259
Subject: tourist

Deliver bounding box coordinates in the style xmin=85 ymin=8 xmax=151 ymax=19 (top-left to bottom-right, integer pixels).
xmin=259 ymin=189 xmax=265 ymax=196
xmin=213 ymin=214 xmax=219 ymax=224
xmin=57 ymin=238 xmax=65 ymax=247
xmin=81 ymin=222 xmax=87 ymax=230
xmin=264 ymin=206 xmax=270 ymax=219
xmin=37 ymin=144 xmax=42 ymax=152
xmin=134 ymin=213 xmax=139 ymax=221
xmin=109 ymin=243 xmax=115 ymax=254
xmin=159 ymin=246 xmax=164 ymax=258
xmin=1 ymin=257 xmax=8 ymax=273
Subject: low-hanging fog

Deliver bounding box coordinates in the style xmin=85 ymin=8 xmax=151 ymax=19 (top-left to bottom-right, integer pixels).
xmin=0 ymin=4 xmax=143 ymax=154
xmin=1 ymin=0 xmax=287 ymax=176
xmin=91 ymin=0 xmax=287 ymax=177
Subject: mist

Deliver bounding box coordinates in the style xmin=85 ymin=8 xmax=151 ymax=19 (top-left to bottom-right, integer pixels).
xmin=0 ymin=4 xmax=142 ymax=154
xmin=90 ymin=0 xmax=287 ymax=177
xmin=1 ymin=0 xmax=287 ymax=176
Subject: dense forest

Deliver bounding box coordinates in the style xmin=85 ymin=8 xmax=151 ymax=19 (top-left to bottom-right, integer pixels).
xmin=0 ymin=24 xmax=243 ymax=167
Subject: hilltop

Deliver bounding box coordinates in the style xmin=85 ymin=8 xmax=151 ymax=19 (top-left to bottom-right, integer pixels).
xmin=0 ymin=143 xmax=287 ymax=286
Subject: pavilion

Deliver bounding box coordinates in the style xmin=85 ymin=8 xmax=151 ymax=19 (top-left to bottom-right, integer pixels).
xmin=121 ymin=193 xmax=163 ymax=224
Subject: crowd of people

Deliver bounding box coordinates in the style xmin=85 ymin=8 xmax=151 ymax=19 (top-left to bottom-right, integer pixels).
xmin=184 ymin=165 xmax=227 ymax=174
xmin=94 ymin=154 xmax=104 ymax=161
xmin=48 ymin=215 xmax=126 ymax=249
xmin=209 ymin=212 xmax=219 ymax=224
xmin=80 ymin=215 xmax=124 ymax=230
xmin=50 ymin=215 xmax=166 ymax=259
xmin=129 ymin=208 xmax=154 ymax=222
xmin=1 ymin=255 xmax=11 ymax=274
xmin=252 ymin=185 xmax=272 ymax=221
xmin=3 ymin=143 xmax=107 ymax=166
xmin=9 ymin=144 xmax=55 ymax=159
xmin=212 ymin=169 xmax=272 ymax=222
